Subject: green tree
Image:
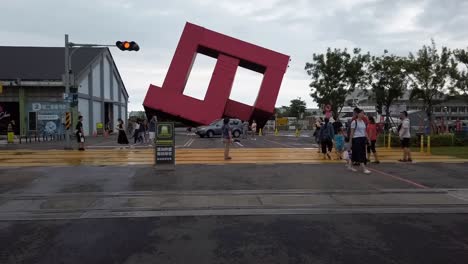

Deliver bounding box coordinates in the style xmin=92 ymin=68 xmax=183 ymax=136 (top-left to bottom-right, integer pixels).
xmin=288 ymin=97 xmax=307 ymax=119
xmin=369 ymin=51 xmax=408 ymax=130
xmin=452 ymin=48 xmax=468 ymax=99
xmin=275 ymin=106 xmax=290 ymax=118
xmin=407 ymin=40 xmax=455 ymax=133
xmin=305 ymin=48 xmax=370 ymax=119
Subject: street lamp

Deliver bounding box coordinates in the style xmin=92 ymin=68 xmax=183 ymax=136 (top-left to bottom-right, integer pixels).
xmin=63 ymin=34 xmax=139 ymax=149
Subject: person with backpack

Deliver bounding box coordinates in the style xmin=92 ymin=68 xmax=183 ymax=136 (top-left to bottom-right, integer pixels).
xmin=319 ymin=117 xmax=335 ymax=160
xmin=349 ymin=108 xmax=371 ymax=174
xmin=366 ymin=116 xmax=380 ymax=163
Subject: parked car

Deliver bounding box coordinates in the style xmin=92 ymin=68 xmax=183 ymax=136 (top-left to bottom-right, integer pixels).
xmin=195 ymin=118 xmax=243 ymax=138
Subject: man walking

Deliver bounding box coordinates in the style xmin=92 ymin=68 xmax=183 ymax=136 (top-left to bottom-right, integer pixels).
xmin=222 ymin=118 xmax=232 ymax=160
xmin=399 ymin=111 xmax=412 ymax=162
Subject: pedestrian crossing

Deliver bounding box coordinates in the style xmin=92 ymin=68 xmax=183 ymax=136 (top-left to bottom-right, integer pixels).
xmin=0 ymin=148 xmax=466 ymax=167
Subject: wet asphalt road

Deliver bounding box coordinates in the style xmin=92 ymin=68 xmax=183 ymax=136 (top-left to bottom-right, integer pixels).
xmin=2 ymin=134 xmax=468 ymax=263
xmin=1 ymin=214 xmax=468 ymax=264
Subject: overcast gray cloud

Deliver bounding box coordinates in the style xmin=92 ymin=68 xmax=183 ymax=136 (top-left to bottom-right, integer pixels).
xmin=2 ymin=0 xmax=468 ymax=111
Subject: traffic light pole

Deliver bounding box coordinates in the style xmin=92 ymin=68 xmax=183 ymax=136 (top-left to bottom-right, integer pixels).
xmin=63 ymin=35 xmax=139 ymax=150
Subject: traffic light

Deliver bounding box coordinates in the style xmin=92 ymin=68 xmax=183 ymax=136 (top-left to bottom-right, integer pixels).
xmin=116 ymin=41 xmax=140 ymax=51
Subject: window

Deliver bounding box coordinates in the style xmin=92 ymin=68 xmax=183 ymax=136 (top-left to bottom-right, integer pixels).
xmin=434 ymin=107 xmax=441 ymax=113
xmin=450 ymin=107 xmax=458 ymax=113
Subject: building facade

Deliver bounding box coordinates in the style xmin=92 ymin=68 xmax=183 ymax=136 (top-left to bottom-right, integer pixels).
xmin=0 ymin=46 xmax=128 ymax=136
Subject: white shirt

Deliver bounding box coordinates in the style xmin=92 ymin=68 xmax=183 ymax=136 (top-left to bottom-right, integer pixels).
xmin=351 ymin=119 xmax=367 ymax=138
xmin=399 ymin=118 xmax=410 ymax=138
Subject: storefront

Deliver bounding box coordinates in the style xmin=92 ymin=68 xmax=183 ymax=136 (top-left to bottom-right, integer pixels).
xmin=0 ymin=102 xmax=20 ymax=135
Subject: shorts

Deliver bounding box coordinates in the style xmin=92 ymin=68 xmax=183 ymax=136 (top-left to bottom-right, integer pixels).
xmin=367 ymin=140 xmax=376 ymax=153
xmin=401 ymin=138 xmax=410 ymax=148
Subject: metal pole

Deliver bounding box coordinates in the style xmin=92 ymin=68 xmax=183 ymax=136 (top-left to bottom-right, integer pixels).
xmin=64 ymin=34 xmax=72 ymax=149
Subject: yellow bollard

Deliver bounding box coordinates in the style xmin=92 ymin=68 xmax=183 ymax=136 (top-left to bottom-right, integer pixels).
xmin=387 ymin=133 xmax=391 ymax=149
xmin=274 ymin=128 xmax=279 ymax=136
xmin=295 ymin=128 xmax=300 ymax=137
xmin=259 ymin=128 xmax=263 ymax=136
xmin=427 ymin=135 xmax=431 ymax=154
xmin=7 ymin=132 xmax=14 ymax=144
xmin=420 ymin=135 xmax=424 ymax=153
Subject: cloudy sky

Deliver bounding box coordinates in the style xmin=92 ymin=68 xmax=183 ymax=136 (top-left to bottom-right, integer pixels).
xmin=2 ymin=0 xmax=468 ymax=111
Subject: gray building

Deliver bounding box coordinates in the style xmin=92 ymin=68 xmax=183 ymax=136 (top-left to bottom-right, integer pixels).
xmin=0 ymin=46 xmax=128 ymax=136
xmin=345 ymin=89 xmax=468 ymax=122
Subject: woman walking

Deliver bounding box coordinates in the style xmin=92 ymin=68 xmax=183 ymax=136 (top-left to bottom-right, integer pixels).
xmin=366 ymin=116 xmax=380 ymax=163
xmin=349 ymin=109 xmax=371 ymax=174
xmin=117 ymin=118 xmax=129 ymax=148
xmin=222 ymin=117 xmax=232 ymax=160
xmin=319 ymin=117 xmax=334 ymax=160
xmin=75 ymin=116 xmax=85 ymax=151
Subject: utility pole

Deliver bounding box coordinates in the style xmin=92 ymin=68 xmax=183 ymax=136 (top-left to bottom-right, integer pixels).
xmin=64 ymin=34 xmax=72 ymax=149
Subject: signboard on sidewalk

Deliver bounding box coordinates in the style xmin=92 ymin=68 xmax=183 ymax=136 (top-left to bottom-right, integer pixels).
xmin=155 ymin=122 xmax=175 ymax=169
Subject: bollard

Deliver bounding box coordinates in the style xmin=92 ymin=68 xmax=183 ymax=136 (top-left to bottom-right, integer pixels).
xmin=427 ymin=135 xmax=431 ymax=154
xmin=295 ymin=128 xmax=300 ymax=137
xmin=420 ymin=135 xmax=424 ymax=153
xmin=259 ymin=128 xmax=263 ymax=136
xmin=7 ymin=132 xmax=14 ymax=144
xmin=274 ymin=128 xmax=279 ymax=136
xmin=387 ymin=133 xmax=391 ymax=149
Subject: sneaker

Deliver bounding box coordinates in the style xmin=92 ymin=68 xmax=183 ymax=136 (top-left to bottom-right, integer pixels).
xmin=363 ymin=169 xmax=371 ymax=174
xmin=348 ymin=166 xmax=357 ymax=172
xmin=224 ymin=157 xmax=232 ymax=160
xmin=407 ymin=159 xmax=413 ymax=163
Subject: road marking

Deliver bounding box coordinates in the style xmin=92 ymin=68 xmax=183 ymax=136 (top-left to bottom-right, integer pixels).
xmin=183 ymin=138 xmax=194 ymax=147
xmin=369 ymin=168 xmax=430 ymax=189
xmin=263 ymin=138 xmax=293 ymax=148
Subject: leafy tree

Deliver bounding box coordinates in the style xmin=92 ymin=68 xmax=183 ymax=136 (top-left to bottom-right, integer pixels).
xmin=275 ymin=106 xmax=290 ymax=118
xmin=407 ymin=40 xmax=455 ymax=133
xmin=451 ymin=48 xmax=468 ymax=99
xmin=369 ymin=51 xmax=408 ymax=130
xmin=305 ymin=48 xmax=370 ymax=119
xmin=288 ymin=97 xmax=307 ymax=119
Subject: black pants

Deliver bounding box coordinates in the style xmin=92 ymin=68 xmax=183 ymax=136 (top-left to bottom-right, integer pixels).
xmin=321 ymin=139 xmax=333 ymax=154
xmin=352 ymin=137 xmax=367 ymax=165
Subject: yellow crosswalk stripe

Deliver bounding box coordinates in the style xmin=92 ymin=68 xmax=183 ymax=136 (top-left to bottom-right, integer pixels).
xmin=0 ymin=148 xmax=466 ymax=167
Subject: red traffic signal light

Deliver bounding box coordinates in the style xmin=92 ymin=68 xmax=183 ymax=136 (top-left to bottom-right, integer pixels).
xmin=116 ymin=41 xmax=140 ymax=51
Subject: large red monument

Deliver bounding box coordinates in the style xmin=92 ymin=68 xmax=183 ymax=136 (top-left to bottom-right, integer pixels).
xmin=143 ymin=22 xmax=290 ymax=127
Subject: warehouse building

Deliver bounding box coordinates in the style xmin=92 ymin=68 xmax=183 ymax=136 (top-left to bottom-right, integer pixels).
xmin=0 ymin=46 xmax=128 ymax=136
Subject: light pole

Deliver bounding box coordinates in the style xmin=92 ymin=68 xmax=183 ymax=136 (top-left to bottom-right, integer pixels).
xmin=63 ymin=35 xmax=139 ymax=149
xmin=443 ymin=106 xmax=448 ymax=133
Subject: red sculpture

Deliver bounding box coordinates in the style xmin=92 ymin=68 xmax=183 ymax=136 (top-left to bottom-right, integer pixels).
xmin=143 ymin=22 xmax=290 ymax=127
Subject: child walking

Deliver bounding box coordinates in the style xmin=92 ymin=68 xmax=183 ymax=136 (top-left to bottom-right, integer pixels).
xmin=334 ymin=127 xmax=345 ymax=160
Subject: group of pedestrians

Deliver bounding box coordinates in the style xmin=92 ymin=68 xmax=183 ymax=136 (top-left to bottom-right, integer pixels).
xmin=242 ymin=120 xmax=257 ymax=140
xmin=314 ymin=108 xmax=382 ymax=174
xmin=122 ymin=116 xmax=158 ymax=147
